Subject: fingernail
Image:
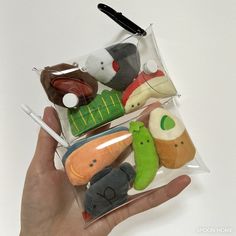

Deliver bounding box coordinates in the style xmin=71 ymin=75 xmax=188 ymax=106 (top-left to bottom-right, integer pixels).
xmin=179 ymin=175 xmax=191 ymax=186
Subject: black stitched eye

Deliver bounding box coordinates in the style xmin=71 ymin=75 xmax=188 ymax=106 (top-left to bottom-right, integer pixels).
xmin=93 ymin=159 xmax=97 ymax=163
xmin=101 ymin=62 xmax=104 ymax=64
xmin=181 ymin=141 xmax=184 ymax=145
xmin=140 ymin=141 xmax=143 ymax=145
xmin=131 ymin=105 xmax=134 ymax=107
xmin=174 ymin=144 xmax=178 ymax=147
xmin=147 ymin=140 xmax=150 ymax=143
xmin=89 ymin=163 xmax=93 ymax=167
xmin=101 ymin=67 xmax=104 ymax=70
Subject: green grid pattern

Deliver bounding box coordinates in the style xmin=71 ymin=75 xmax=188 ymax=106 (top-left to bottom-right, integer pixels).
xmin=68 ymin=90 xmax=125 ymax=136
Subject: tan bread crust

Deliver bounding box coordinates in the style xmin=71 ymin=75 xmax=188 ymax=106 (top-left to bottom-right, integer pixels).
xmin=155 ymin=129 xmax=196 ymax=168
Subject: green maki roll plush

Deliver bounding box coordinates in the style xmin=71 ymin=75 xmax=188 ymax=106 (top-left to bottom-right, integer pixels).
xmin=129 ymin=121 xmax=159 ymax=190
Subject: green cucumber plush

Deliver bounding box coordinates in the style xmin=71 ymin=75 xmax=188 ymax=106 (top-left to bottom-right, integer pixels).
xmin=68 ymin=90 xmax=125 ymax=136
xmin=129 ymin=121 xmax=159 ymax=190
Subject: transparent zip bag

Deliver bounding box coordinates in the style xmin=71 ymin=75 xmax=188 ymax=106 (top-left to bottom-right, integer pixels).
xmin=54 ymin=98 xmax=208 ymax=226
xmin=37 ymin=4 xmax=178 ymax=143
xmin=22 ymin=3 xmax=209 ymax=228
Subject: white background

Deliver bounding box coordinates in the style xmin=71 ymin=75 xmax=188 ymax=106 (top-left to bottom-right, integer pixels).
xmin=1 ymin=0 xmax=236 ymax=235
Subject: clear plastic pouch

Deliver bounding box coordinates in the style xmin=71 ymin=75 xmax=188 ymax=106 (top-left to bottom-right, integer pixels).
xmin=38 ymin=23 xmax=177 ymax=143
xmin=55 ymin=98 xmax=208 ymax=226
xmin=23 ymin=3 xmax=209 ymax=228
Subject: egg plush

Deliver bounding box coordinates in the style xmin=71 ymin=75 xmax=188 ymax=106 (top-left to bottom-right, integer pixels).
xmin=149 ymin=107 xmax=196 ymax=169
xmin=85 ymin=43 xmax=140 ymax=91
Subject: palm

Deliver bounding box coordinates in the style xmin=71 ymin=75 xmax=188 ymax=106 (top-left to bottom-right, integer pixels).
xmin=22 ymin=164 xmax=115 ymax=235
xmin=20 ymin=107 xmax=191 ymax=236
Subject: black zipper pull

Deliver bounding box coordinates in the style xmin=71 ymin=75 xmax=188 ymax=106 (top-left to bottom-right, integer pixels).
xmin=98 ymin=3 xmax=146 ymax=36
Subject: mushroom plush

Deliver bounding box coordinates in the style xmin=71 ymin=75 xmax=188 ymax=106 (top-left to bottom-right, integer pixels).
xmin=122 ymin=70 xmax=177 ymax=113
xmin=149 ymin=107 xmax=196 ymax=169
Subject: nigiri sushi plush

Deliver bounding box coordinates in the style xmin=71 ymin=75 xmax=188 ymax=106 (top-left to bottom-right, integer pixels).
xmin=65 ymin=129 xmax=132 ymax=185
xmin=122 ymin=70 xmax=177 ymax=113
xmin=149 ymin=107 xmax=196 ymax=169
xmin=85 ymin=43 xmax=140 ymax=91
xmin=84 ymin=163 xmax=135 ymax=219
xmin=40 ymin=63 xmax=98 ymax=108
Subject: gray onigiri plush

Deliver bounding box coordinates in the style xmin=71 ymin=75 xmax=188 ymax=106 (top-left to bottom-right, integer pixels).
xmin=85 ymin=43 xmax=140 ymax=91
xmin=84 ymin=162 xmax=136 ymax=219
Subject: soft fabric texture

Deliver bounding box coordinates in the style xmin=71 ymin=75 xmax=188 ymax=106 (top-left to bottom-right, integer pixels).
xmin=149 ymin=107 xmax=196 ymax=168
xmin=84 ymin=163 xmax=136 ymax=218
xmin=68 ymin=89 xmax=125 ymax=136
xmin=65 ymin=130 xmax=132 ymax=185
xmin=62 ymin=126 xmax=128 ymax=164
xmin=40 ymin=63 xmax=98 ymax=108
xmin=129 ymin=121 xmax=159 ymax=190
xmin=85 ymin=43 xmax=140 ymax=91
xmin=122 ymin=70 xmax=177 ymax=113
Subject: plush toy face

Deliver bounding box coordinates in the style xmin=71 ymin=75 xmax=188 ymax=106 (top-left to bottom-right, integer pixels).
xmin=149 ymin=107 xmax=196 ymax=168
xmin=129 ymin=121 xmax=159 ymax=190
xmin=84 ymin=163 xmax=135 ymax=218
xmin=40 ymin=63 xmax=98 ymax=108
xmin=85 ymin=43 xmax=140 ymax=91
xmin=67 ymin=90 xmax=125 ymax=137
xmin=155 ymin=131 xmax=196 ymax=168
xmin=62 ymin=127 xmax=129 ymax=164
xmin=65 ymin=130 xmax=132 ymax=185
xmin=122 ymin=71 xmax=177 ymax=113
xmin=85 ymin=48 xmax=117 ymax=84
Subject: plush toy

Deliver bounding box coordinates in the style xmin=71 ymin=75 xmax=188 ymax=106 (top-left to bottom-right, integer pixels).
xmin=62 ymin=126 xmax=128 ymax=164
xmin=122 ymin=70 xmax=177 ymax=113
xmin=129 ymin=121 xmax=159 ymax=190
xmin=68 ymin=89 xmax=125 ymax=136
xmin=149 ymin=107 xmax=196 ymax=169
xmin=85 ymin=43 xmax=140 ymax=91
xmin=84 ymin=163 xmax=135 ymax=219
xmin=65 ymin=129 xmax=132 ymax=185
xmin=40 ymin=63 xmax=98 ymax=108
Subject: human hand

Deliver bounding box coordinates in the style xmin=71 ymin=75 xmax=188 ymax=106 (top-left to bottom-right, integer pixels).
xmin=20 ymin=107 xmax=191 ymax=236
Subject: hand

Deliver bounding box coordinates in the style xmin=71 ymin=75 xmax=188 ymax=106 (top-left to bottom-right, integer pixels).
xmin=20 ymin=107 xmax=191 ymax=236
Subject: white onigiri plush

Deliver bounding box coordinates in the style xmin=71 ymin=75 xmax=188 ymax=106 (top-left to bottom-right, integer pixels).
xmin=85 ymin=43 xmax=140 ymax=91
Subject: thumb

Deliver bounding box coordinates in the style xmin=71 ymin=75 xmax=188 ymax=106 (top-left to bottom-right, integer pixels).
xmin=30 ymin=107 xmax=61 ymax=173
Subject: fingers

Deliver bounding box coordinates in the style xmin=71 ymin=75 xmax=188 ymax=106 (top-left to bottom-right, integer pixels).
xmin=103 ymin=175 xmax=191 ymax=228
xmin=30 ymin=107 xmax=62 ymax=173
xmin=128 ymin=175 xmax=191 ymax=214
